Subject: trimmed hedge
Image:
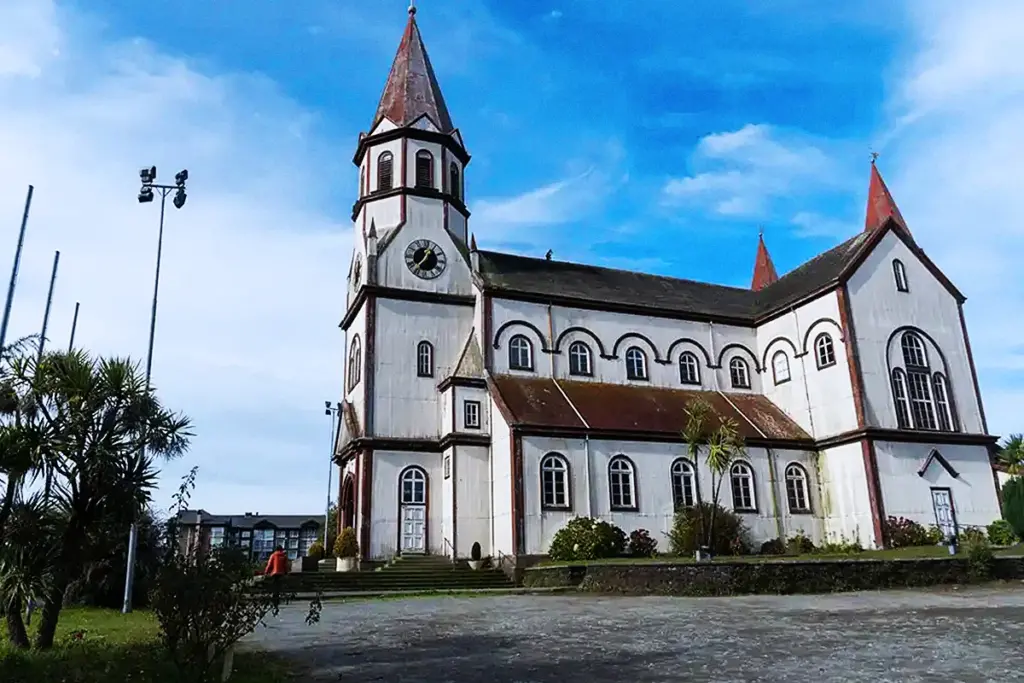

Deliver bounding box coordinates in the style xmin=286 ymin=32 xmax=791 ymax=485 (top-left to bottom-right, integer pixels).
xmin=523 ymin=557 xmax=1024 ymax=596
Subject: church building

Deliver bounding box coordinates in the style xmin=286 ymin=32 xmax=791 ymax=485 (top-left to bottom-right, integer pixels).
xmin=333 ymin=7 xmax=1002 ymax=561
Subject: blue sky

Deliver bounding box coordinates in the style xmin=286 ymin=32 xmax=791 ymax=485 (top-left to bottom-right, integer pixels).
xmin=0 ymin=1 xmax=1021 ymax=514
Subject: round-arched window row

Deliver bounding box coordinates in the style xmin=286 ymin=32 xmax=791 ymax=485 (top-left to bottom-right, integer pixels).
xmin=891 ymin=331 xmax=957 ymax=431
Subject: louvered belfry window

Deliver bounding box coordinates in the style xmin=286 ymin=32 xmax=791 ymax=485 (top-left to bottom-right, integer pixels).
xmin=415 ymin=150 xmax=433 ymax=189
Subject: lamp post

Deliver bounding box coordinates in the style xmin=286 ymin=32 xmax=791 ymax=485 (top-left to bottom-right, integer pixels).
xmin=122 ymin=165 xmax=189 ymax=614
xmin=325 ymin=401 xmax=340 ymax=547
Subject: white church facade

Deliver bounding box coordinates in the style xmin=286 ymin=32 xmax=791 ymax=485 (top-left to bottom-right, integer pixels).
xmin=333 ymin=8 xmax=1002 ymax=561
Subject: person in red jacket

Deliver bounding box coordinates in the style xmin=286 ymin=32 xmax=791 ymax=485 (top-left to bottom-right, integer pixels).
xmin=263 ymin=545 xmax=289 ymax=610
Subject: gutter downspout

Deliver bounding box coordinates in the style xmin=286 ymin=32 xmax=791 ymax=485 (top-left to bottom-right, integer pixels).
xmin=552 ymin=378 xmax=593 ymax=518
xmin=708 ymin=322 xmax=719 ymax=390
xmin=791 ymin=305 xmax=817 ymax=437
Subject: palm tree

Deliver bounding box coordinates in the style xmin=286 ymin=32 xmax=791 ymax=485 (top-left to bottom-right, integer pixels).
xmin=5 ymin=350 xmax=191 ymax=649
xmin=999 ymin=435 xmax=1024 ymax=476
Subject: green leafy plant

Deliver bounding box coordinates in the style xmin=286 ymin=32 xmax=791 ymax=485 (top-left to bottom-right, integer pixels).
xmin=958 ymin=526 xmax=987 ymax=545
xmin=627 ymin=529 xmax=658 ymax=557
xmin=925 ymin=524 xmax=945 ymax=545
xmin=759 ymin=538 xmax=786 ymax=555
xmin=306 ymin=540 xmax=325 ymax=561
xmin=470 ymin=541 xmax=482 ymax=561
xmin=884 ymin=516 xmax=931 ymax=548
xmin=986 ymin=519 xmax=1018 ymax=546
xmin=786 ymin=532 xmax=815 ymax=555
xmin=667 ymin=503 xmax=750 ymax=556
xmin=998 ymin=435 xmax=1024 ymax=475
xmin=334 ymin=527 xmax=359 ymax=559
xmin=964 ymin=534 xmax=994 ymax=581
xmin=548 ymin=517 xmax=626 ymax=561
xmin=817 ymin=535 xmax=863 ymax=554
xmin=1002 ymin=477 xmax=1024 ymax=539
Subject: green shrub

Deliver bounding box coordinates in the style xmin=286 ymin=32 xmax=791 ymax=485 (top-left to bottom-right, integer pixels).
xmin=333 ymin=527 xmax=359 ymax=558
xmin=987 ymin=519 xmax=1019 ymax=546
xmin=759 ymin=538 xmax=786 ymax=555
xmin=925 ymin=525 xmax=945 ymax=545
xmin=964 ymin=534 xmax=994 ymax=580
xmin=627 ymin=529 xmax=658 ymax=557
xmin=1003 ymin=477 xmax=1024 ymax=539
xmin=786 ymin=532 xmax=815 ymax=555
xmin=817 ymin=536 xmax=863 ymax=555
xmin=548 ymin=517 xmax=627 ymax=561
xmin=667 ymin=503 xmax=751 ymax=556
xmin=958 ymin=526 xmax=986 ymax=545
xmin=306 ymin=540 xmax=325 ymax=560
xmin=884 ymin=516 xmax=931 ymax=548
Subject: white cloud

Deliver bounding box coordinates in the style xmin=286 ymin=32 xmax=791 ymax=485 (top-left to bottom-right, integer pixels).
xmin=0 ymin=1 xmax=351 ymax=514
xmin=662 ymin=124 xmax=842 ymax=218
xmin=886 ymin=0 xmax=1024 ymax=436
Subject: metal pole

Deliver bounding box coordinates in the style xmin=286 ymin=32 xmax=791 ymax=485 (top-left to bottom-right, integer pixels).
xmin=68 ymin=302 xmax=80 ymax=352
xmin=325 ymin=407 xmax=336 ymax=544
xmin=123 ymin=188 xmax=169 ymax=615
xmin=37 ymin=250 xmax=60 ymax=363
xmin=0 ymin=185 xmax=34 ymax=352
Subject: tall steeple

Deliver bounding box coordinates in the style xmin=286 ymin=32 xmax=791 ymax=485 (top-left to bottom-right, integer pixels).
xmin=372 ymin=5 xmax=454 ymax=133
xmin=751 ymin=232 xmax=778 ymax=291
xmin=864 ymin=159 xmax=907 ymax=233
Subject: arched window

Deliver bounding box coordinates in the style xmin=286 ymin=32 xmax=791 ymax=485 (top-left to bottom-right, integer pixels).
xmin=399 ymin=467 xmax=426 ymax=505
xmin=899 ymin=332 xmax=938 ymax=430
xmin=416 ymin=341 xmax=434 ymax=378
xmin=729 ymin=357 xmax=750 ymax=389
xmin=784 ymin=463 xmax=811 ymax=513
xmin=893 ymin=259 xmax=909 ymax=292
xmin=377 ymin=151 xmax=394 ymax=191
xmin=608 ymin=456 xmax=636 ymax=510
xmin=359 ymin=167 xmax=365 ymax=197
xmin=815 ymin=333 xmax=836 ymax=369
xmin=730 ymin=461 xmax=756 ymax=511
xmin=415 ymin=150 xmax=434 ymax=188
xmin=568 ymin=341 xmax=592 ymax=376
xmin=671 ymin=459 xmax=697 ymax=509
xmin=933 ymin=373 xmax=956 ymax=431
xmin=449 ymin=162 xmax=461 ymax=202
xmin=625 ymin=347 xmax=648 ymax=380
xmin=891 ymin=369 xmax=911 ymax=429
xmin=679 ymin=352 xmax=700 ymax=385
xmin=508 ymin=335 xmax=534 ymax=371
xmin=540 ymin=453 xmax=570 ymax=510
xmin=772 ymin=351 xmax=791 ymax=385
xmin=347 ymin=336 xmax=361 ymax=391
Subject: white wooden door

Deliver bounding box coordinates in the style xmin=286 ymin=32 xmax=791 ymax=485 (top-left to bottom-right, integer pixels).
xmin=401 ymin=505 xmax=426 ymax=553
xmin=931 ymin=489 xmax=957 ymax=541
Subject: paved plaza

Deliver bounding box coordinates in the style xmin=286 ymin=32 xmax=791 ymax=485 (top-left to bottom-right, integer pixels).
xmin=247 ymin=587 xmax=1024 ymax=682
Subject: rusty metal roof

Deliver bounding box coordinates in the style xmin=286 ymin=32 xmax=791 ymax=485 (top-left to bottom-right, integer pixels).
xmin=865 ymin=161 xmax=907 ymax=233
xmin=490 ymin=376 xmax=811 ymax=442
xmin=750 ymin=233 xmax=778 ymax=291
xmin=372 ymin=7 xmax=454 ymax=133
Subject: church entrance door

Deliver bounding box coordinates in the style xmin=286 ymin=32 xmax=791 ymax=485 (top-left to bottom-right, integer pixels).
xmin=930 ymin=487 xmax=958 ymax=541
xmin=399 ymin=467 xmax=428 ymax=554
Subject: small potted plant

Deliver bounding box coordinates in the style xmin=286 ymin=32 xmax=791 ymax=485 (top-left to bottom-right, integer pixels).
xmin=467 ymin=541 xmax=484 ymax=570
xmin=334 ymin=527 xmax=359 ymax=572
xmin=303 ymin=540 xmax=325 ymax=572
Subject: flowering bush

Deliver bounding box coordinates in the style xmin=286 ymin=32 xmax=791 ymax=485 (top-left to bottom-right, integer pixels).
xmin=627 ymin=529 xmax=658 ymax=557
xmin=884 ymin=516 xmax=931 ymax=548
xmin=925 ymin=525 xmax=945 ymax=545
xmin=548 ymin=517 xmax=626 ymax=561
xmin=958 ymin=526 xmax=987 ymax=545
xmin=987 ymin=519 xmax=1018 ymax=546
xmin=786 ymin=532 xmax=815 ymax=555
xmin=667 ymin=503 xmax=751 ymax=556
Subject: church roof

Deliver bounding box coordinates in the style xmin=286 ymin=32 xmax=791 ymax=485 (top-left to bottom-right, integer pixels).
xmin=864 ymin=161 xmax=907 ymax=233
xmin=489 ymin=376 xmax=811 ymax=443
xmin=750 ymin=234 xmax=779 ymax=291
xmin=372 ymin=7 xmax=455 ymax=133
xmin=450 ymin=333 xmax=485 ymax=379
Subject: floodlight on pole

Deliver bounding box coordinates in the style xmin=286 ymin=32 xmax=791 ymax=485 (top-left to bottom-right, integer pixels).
xmin=123 ymin=165 xmax=190 ymax=615
xmin=324 ymin=401 xmax=341 ymax=548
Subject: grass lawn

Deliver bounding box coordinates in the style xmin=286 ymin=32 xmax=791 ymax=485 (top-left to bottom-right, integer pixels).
xmin=0 ymin=607 xmax=297 ymax=683
xmin=537 ymin=543 xmax=1024 ymax=567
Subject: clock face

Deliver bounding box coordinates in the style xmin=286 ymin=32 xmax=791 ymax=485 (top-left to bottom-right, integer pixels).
xmin=404 ymin=239 xmax=447 ymax=280
xmin=352 ymin=257 xmax=362 ymax=286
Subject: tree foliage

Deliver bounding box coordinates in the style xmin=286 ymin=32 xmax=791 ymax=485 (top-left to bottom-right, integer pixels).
xmin=999 ymin=435 xmax=1024 ymax=476
xmin=1003 ymin=476 xmax=1024 ymax=540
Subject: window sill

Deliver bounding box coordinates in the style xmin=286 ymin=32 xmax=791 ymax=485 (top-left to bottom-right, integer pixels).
xmin=610 ymin=506 xmax=639 ymax=513
xmin=734 ymin=508 xmax=758 ymax=514
xmin=817 ymin=361 xmax=836 ymax=370
xmin=788 ymin=509 xmax=813 ymax=515
xmin=541 ymin=505 xmax=573 ymax=513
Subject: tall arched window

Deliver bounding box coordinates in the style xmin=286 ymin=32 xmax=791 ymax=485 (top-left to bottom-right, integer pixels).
xmin=540 ymin=453 xmax=570 ymax=510
xmin=729 ymin=357 xmax=750 ymax=389
xmin=772 ymin=351 xmax=791 ymax=384
xmin=377 ymin=151 xmax=394 ymax=191
xmin=359 ymin=167 xmax=365 ymax=197
xmin=784 ymin=463 xmax=811 ymax=513
xmin=608 ymin=456 xmax=637 ymax=510
xmin=933 ymin=373 xmax=956 ymax=431
xmin=730 ymin=461 xmax=756 ymax=511
xmin=347 ymin=336 xmax=361 ymax=391
xmin=415 ymin=150 xmax=434 ymax=188
xmin=449 ymin=162 xmax=461 ymax=202
xmin=416 ymin=341 xmax=434 ymax=378
xmin=568 ymin=341 xmax=592 ymax=376
xmin=625 ymin=347 xmax=648 ymax=380
xmin=893 ymin=259 xmax=909 ymax=292
xmin=671 ymin=458 xmax=697 ymax=509
xmin=399 ymin=467 xmax=427 ymax=505
xmin=815 ymin=333 xmax=836 ymax=369
xmin=891 ymin=369 xmax=911 ymax=428
xmin=900 ymin=332 xmax=938 ymax=430
xmin=679 ymin=352 xmax=700 ymax=385
xmin=508 ymin=335 xmax=534 ymax=371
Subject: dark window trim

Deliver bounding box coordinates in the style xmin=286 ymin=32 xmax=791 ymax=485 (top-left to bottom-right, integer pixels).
xmin=463 ymin=400 xmax=482 ymax=430
xmin=625 ymin=346 xmax=649 ymax=381
xmin=670 ymin=457 xmax=699 ymax=509
xmin=678 ymin=352 xmax=701 ymax=385
xmin=567 ymin=341 xmax=594 ymax=377
xmin=540 ymin=452 xmax=572 ymax=511
xmin=893 ymin=258 xmax=909 ymax=293
xmin=608 ymin=454 xmax=639 ymax=511
xmin=443 ymin=455 xmax=451 ymax=480
xmin=415 ymin=149 xmax=434 ymax=189
xmin=416 ymin=340 xmax=434 ymax=378
xmin=814 ymin=333 xmax=836 ymax=370
xmin=783 ymin=462 xmax=813 ymax=514
xmin=729 ymin=358 xmax=751 ymax=389
xmin=729 ymin=460 xmax=758 ymax=512
xmin=771 ymin=351 xmax=791 ymax=385
xmin=376 ymin=151 xmax=394 ymax=192
xmin=508 ymin=334 xmax=535 ymax=371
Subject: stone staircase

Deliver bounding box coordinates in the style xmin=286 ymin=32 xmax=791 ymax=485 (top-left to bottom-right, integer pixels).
xmin=273 ymin=554 xmax=517 ymax=595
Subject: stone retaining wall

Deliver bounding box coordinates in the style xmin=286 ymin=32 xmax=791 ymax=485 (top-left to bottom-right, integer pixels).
xmin=523 ymin=557 xmax=1024 ymax=596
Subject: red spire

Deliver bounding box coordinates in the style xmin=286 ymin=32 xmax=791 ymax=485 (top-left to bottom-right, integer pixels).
xmin=864 ymin=160 xmax=907 ymax=232
xmin=751 ymin=233 xmax=778 ymax=291
xmin=372 ymin=6 xmax=454 ymax=133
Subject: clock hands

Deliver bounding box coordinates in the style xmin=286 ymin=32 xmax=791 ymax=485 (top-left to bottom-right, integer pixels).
xmin=414 ymin=248 xmax=434 ymax=269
